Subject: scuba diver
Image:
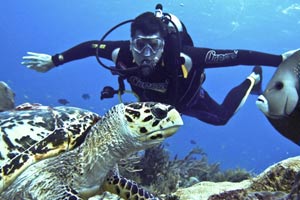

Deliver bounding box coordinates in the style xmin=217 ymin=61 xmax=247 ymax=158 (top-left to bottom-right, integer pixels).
xmin=21 ymin=4 xmax=299 ymax=125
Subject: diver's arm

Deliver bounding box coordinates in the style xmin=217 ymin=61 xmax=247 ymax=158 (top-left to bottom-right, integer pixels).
xmin=52 ymin=40 xmax=103 ymax=66
xmin=22 ymin=40 xmax=129 ymax=72
xmin=183 ymin=46 xmax=283 ymax=69
xmin=212 ymin=49 xmax=282 ymax=67
xmin=51 ymin=40 xmax=128 ymax=66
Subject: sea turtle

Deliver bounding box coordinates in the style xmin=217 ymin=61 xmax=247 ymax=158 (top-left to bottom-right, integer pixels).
xmin=0 ymin=101 xmax=183 ymax=199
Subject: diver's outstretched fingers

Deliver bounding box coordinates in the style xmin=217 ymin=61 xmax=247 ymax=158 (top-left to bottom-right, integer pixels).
xmin=21 ymin=51 xmax=54 ymax=72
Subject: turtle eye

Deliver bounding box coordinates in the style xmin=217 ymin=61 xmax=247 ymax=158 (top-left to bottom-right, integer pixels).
xmin=151 ymin=107 xmax=167 ymax=119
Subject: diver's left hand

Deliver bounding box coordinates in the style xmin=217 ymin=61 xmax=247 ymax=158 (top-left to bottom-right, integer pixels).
xmin=282 ymin=48 xmax=300 ymax=62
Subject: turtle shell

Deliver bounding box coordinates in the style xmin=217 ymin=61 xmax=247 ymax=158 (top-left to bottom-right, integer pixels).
xmin=0 ymin=103 xmax=100 ymax=192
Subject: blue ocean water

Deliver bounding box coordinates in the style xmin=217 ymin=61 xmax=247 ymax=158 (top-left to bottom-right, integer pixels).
xmin=1 ymin=0 xmax=299 ymax=174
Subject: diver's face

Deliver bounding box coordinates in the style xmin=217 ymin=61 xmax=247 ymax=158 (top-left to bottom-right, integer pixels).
xmin=130 ymin=31 xmax=164 ymax=67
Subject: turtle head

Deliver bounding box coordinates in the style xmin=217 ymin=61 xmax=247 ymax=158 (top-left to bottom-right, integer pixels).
xmin=123 ymin=102 xmax=183 ymax=146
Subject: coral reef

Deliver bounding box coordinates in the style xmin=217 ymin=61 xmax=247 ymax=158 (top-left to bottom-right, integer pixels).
xmin=208 ymin=190 xmax=287 ymax=200
xmin=250 ymin=162 xmax=298 ymax=192
xmin=94 ymin=152 xmax=300 ymax=200
xmin=172 ymin=156 xmax=300 ymax=200
xmin=119 ymin=144 xmax=252 ymax=195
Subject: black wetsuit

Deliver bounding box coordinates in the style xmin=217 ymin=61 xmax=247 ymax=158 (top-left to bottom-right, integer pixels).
xmin=52 ymin=40 xmax=282 ymax=125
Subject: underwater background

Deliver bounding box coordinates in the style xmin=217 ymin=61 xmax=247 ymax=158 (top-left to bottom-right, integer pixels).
xmin=1 ymin=0 xmax=299 ymax=174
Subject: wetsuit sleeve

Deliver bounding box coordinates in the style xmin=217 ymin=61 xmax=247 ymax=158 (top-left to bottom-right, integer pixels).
xmin=182 ymin=46 xmax=283 ymax=68
xmin=52 ymin=40 xmax=130 ymax=66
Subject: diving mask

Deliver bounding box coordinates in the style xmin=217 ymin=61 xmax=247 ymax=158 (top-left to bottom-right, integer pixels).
xmin=131 ymin=35 xmax=165 ymax=76
xmin=131 ymin=36 xmax=164 ymax=55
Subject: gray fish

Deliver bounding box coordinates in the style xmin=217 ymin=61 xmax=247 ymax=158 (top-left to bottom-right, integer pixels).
xmin=0 ymin=81 xmax=15 ymax=112
xmin=57 ymin=98 xmax=70 ymax=105
xmin=256 ymin=50 xmax=300 ymax=145
xmin=81 ymin=93 xmax=90 ymax=100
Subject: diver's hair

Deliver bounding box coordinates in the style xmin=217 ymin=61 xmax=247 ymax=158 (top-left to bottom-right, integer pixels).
xmin=131 ymin=12 xmax=166 ymax=37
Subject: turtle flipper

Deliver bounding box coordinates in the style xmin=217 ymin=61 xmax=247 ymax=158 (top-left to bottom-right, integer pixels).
xmin=62 ymin=185 xmax=83 ymax=200
xmin=102 ymin=174 xmax=160 ymax=200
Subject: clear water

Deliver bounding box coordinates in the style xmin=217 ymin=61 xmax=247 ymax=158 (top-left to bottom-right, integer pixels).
xmin=1 ymin=0 xmax=299 ymax=174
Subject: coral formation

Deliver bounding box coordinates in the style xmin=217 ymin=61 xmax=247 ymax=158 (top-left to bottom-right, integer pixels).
xmin=96 ymin=154 xmax=300 ymax=200
xmin=119 ymin=144 xmax=252 ymax=195
xmin=250 ymin=164 xmax=296 ymax=192
xmin=172 ymin=156 xmax=300 ymax=200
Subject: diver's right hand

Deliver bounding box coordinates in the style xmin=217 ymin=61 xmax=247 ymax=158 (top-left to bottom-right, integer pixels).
xmin=21 ymin=52 xmax=54 ymax=72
